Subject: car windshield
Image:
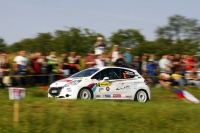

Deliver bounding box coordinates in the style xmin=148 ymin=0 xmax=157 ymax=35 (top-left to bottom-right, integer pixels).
xmin=69 ymin=68 xmax=99 ymax=78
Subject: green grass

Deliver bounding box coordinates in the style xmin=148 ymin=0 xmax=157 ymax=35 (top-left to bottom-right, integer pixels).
xmin=0 ymin=86 xmax=200 ymax=133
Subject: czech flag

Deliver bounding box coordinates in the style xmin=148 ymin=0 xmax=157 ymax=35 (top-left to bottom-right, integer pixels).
xmin=174 ymin=90 xmax=199 ymax=103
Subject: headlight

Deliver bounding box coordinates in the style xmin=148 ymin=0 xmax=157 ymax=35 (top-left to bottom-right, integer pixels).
xmin=64 ymin=80 xmax=81 ymax=87
xmin=70 ymin=80 xmax=81 ymax=86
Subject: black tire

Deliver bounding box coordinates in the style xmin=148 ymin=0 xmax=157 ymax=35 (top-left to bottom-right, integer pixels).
xmin=134 ymin=90 xmax=148 ymax=103
xmin=77 ymin=88 xmax=93 ymax=100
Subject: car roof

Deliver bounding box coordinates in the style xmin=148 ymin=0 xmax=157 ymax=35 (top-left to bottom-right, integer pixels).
xmin=94 ymin=66 xmax=137 ymax=72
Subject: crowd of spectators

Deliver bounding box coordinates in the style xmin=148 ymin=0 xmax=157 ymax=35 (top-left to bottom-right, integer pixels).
xmin=0 ymin=37 xmax=200 ymax=88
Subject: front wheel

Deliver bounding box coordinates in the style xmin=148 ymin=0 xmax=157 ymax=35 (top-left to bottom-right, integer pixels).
xmin=78 ymin=88 xmax=93 ymax=100
xmin=134 ymin=90 xmax=148 ymax=102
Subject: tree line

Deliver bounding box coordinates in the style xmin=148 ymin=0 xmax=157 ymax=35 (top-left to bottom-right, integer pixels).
xmin=1 ymin=15 xmax=200 ymax=57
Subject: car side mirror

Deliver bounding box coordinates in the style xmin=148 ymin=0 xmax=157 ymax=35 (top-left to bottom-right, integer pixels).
xmin=103 ymin=77 xmax=109 ymax=81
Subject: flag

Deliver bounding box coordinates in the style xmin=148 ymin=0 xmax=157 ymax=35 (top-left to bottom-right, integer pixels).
xmin=174 ymin=90 xmax=199 ymax=103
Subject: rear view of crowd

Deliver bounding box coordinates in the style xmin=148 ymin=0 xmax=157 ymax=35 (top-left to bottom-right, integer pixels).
xmin=0 ymin=37 xmax=200 ymax=88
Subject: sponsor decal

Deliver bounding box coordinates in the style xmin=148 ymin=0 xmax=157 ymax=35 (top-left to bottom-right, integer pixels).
xmin=59 ymin=79 xmax=72 ymax=82
xmin=105 ymin=94 xmax=111 ymax=97
xmin=87 ymin=83 xmax=97 ymax=92
xmin=96 ymin=82 xmax=111 ymax=87
xmin=116 ymin=83 xmax=125 ymax=90
xmin=96 ymin=95 xmax=101 ymax=98
xmin=113 ymin=94 xmax=121 ymax=97
xmin=132 ymin=84 xmax=137 ymax=89
xmin=99 ymin=88 xmax=104 ymax=92
xmin=116 ymin=83 xmax=130 ymax=90
xmin=67 ymin=88 xmax=72 ymax=92
xmin=125 ymin=71 xmax=135 ymax=75
xmin=126 ymin=95 xmax=132 ymax=98
xmin=123 ymin=71 xmax=135 ymax=78
xmin=125 ymin=85 xmax=131 ymax=90
xmin=106 ymin=87 xmax=110 ymax=91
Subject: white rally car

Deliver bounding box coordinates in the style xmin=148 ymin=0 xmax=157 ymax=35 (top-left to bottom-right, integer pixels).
xmin=48 ymin=67 xmax=151 ymax=102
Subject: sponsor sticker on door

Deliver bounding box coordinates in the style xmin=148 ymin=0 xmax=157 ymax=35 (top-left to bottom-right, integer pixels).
xmin=113 ymin=94 xmax=121 ymax=98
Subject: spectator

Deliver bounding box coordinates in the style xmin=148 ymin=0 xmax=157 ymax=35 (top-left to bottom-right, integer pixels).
xmin=158 ymin=69 xmax=172 ymax=88
xmin=151 ymin=54 xmax=159 ymax=66
xmin=85 ymin=51 xmax=95 ymax=68
xmin=13 ymin=50 xmax=28 ymax=86
xmin=159 ymin=55 xmax=173 ymax=73
xmin=75 ymin=55 xmax=82 ymax=72
xmin=180 ymin=54 xmax=188 ymax=63
xmin=185 ymin=55 xmax=194 ymax=71
xmin=146 ymin=58 xmax=157 ymax=84
xmin=101 ymin=53 xmax=110 ymax=66
xmin=37 ymin=53 xmax=48 ymax=85
xmin=123 ymin=48 xmax=133 ymax=66
xmin=114 ymin=53 xmax=127 ymax=67
xmin=172 ymin=54 xmax=181 ymax=72
xmin=143 ymin=52 xmax=149 ymax=61
xmin=109 ymin=45 xmax=119 ymax=64
xmin=193 ymin=57 xmax=200 ymax=69
xmin=95 ymin=54 xmax=105 ymax=67
xmin=0 ymin=52 xmax=10 ymax=88
xmin=59 ymin=53 xmax=70 ymax=78
xmin=141 ymin=55 xmax=148 ymax=73
xmin=130 ymin=56 xmax=142 ymax=74
xmin=68 ymin=52 xmax=80 ymax=75
xmin=47 ymin=51 xmax=59 ymax=84
xmin=171 ymin=69 xmax=185 ymax=86
xmin=29 ymin=52 xmax=41 ymax=86
xmin=187 ymin=67 xmax=200 ymax=87
xmin=94 ymin=37 xmax=105 ymax=55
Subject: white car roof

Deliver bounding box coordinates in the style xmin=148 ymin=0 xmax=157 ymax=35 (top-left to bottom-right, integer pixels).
xmin=94 ymin=66 xmax=137 ymax=72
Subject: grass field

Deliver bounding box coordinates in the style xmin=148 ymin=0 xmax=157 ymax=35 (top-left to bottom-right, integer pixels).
xmin=0 ymin=86 xmax=200 ymax=133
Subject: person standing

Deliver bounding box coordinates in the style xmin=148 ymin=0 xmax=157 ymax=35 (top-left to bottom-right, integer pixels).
xmin=94 ymin=37 xmax=105 ymax=55
xmin=47 ymin=51 xmax=59 ymax=84
xmin=123 ymin=48 xmax=133 ymax=66
xmin=114 ymin=53 xmax=127 ymax=67
xmin=29 ymin=52 xmax=41 ymax=86
xmin=0 ymin=52 xmax=10 ymax=88
xmin=146 ymin=58 xmax=157 ymax=84
xmin=59 ymin=53 xmax=70 ymax=78
xmin=159 ymin=54 xmax=173 ymax=73
xmin=95 ymin=54 xmax=105 ymax=67
xmin=109 ymin=45 xmax=119 ymax=65
xmin=37 ymin=53 xmax=48 ymax=86
xmin=85 ymin=51 xmax=96 ymax=68
xmin=13 ymin=50 xmax=28 ymax=86
xmin=130 ymin=56 xmax=142 ymax=74
xmin=68 ymin=52 xmax=81 ymax=75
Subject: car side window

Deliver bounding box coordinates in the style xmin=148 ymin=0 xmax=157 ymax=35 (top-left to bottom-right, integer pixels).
xmin=91 ymin=72 xmax=101 ymax=80
xmin=101 ymin=68 xmax=120 ymax=80
xmin=92 ymin=68 xmax=120 ymax=80
xmin=121 ymin=69 xmax=135 ymax=79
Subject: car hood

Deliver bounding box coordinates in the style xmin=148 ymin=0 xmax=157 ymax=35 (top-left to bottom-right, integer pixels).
xmin=50 ymin=78 xmax=83 ymax=87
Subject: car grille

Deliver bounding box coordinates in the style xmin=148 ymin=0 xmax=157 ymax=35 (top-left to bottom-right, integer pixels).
xmin=49 ymin=87 xmax=63 ymax=96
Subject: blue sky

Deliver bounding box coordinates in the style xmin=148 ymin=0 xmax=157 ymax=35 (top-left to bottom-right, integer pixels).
xmin=0 ymin=0 xmax=200 ymax=45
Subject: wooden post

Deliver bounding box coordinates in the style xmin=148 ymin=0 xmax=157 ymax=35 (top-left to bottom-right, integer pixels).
xmin=13 ymin=100 xmax=19 ymax=126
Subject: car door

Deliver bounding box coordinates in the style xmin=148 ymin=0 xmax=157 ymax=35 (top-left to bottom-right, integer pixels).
xmin=91 ymin=68 xmax=120 ymax=99
xmin=113 ymin=68 xmax=137 ymax=99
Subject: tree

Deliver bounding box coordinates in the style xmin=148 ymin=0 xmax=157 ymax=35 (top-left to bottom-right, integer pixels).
xmin=110 ymin=29 xmax=145 ymax=48
xmin=0 ymin=38 xmax=7 ymax=52
xmin=156 ymin=15 xmax=200 ymax=43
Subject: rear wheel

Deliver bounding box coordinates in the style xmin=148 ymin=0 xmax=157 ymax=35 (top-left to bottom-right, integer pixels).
xmin=135 ymin=90 xmax=148 ymax=102
xmin=78 ymin=88 xmax=92 ymax=100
